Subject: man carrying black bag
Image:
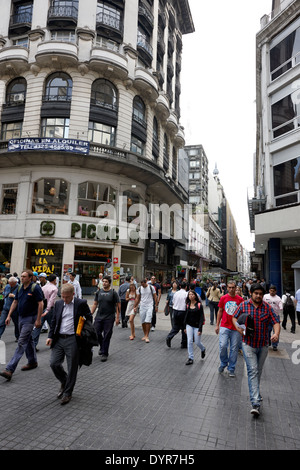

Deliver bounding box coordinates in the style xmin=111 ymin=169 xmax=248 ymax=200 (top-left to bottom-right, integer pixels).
xmin=232 ymin=283 xmax=280 ymax=417
xmin=46 ymin=283 xmax=94 ymax=405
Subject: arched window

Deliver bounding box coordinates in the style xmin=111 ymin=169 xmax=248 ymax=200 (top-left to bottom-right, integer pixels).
xmin=91 ymin=79 xmax=118 ymax=111
xmin=163 ymin=134 xmax=169 ymax=171
xmin=172 ymin=147 xmax=177 ymax=180
xmin=44 ymin=72 xmax=72 ymax=101
xmin=6 ymin=77 xmax=26 ymax=105
xmin=32 ymin=178 xmax=70 ymax=214
xmin=132 ymin=96 xmax=146 ymax=127
xmin=152 ymin=116 xmax=159 ymax=161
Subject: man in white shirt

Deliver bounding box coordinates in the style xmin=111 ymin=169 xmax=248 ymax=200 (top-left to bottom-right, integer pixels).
xmin=282 ymin=290 xmax=296 ymax=333
xmin=46 ymin=283 xmax=92 ymax=405
xmin=263 ymin=285 xmax=283 ymax=350
xmin=133 ymin=279 xmax=157 ymax=343
xmin=166 ymin=282 xmax=188 ymax=348
xmin=68 ymin=272 xmax=82 ymax=299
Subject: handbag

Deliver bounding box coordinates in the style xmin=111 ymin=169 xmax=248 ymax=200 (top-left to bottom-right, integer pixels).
xmin=164 ymin=303 xmax=169 ymax=316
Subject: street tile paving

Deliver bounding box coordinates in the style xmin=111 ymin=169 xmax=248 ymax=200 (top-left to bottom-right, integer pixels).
xmin=0 ymin=295 xmax=299 ymax=451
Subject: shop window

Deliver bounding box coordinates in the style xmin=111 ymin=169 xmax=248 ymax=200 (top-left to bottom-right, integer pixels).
xmin=0 ymin=122 xmax=22 ymax=140
xmin=88 ymin=121 xmax=116 ymax=146
xmin=0 ymin=243 xmax=12 ymax=274
xmin=122 ymin=190 xmax=140 ymax=223
xmin=26 ymin=243 xmax=63 ymax=276
xmin=32 ymin=178 xmax=69 ymax=214
xmin=43 ymin=72 xmax=72 ymax=102
xmin=78 ymin=181 xmax=116 ymax=217
xmin=1 ymin=184 xmax=18 ymax=214
xmin=41 ymin=118 xmax=70 ymax=138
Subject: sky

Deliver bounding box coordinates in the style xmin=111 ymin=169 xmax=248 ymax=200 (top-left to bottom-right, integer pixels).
xmin=180 ymin=0 xmax=273 ymax=252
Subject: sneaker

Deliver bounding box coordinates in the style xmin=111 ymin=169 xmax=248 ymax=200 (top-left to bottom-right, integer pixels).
xmin=228 ymin=371 xmax=236 ymax=378
xmin=250 ymin=405 xmax=260 ymax=416
xmin=151 ymin=326 xmax=155 ymax=332
xmin=218 ymin=366 xmax=225 ymax=373
xmin=201 ymin=349 xmax=206 ymax=359
xmin=185 ymin=358 xmax=193 ymax=365
xmin=101 ymin=355 xmax=108 ymax=362
xmin=166 ymin=337 xmax=171 ymax=348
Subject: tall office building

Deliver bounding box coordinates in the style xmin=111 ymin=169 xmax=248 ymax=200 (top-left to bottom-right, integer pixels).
xmin=249 ymin=0 xmax=300 ymax=294
xmin=0 ymin=0 xmax=194 ymax=293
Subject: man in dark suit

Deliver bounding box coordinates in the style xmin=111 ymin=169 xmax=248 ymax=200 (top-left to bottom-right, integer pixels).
xmin=46 ymin=283 xmax=92 ymax=405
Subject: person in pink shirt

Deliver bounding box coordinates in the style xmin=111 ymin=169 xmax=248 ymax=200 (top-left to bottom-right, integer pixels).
xmin=32 ymin=274 xmax=58 ymax=349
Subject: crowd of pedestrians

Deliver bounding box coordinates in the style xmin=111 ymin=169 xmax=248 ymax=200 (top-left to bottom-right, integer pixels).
xmin=0 ymin=270 xmax=299 ymax=417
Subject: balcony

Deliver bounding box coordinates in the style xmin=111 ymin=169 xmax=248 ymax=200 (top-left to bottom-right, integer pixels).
xmin=137 ymin=32 xmax=153 ymax=66
xmin=36 ymin=41 xmax=78 ymax=68
xmin=96 ymin=10 xmax=123 ymax=44
xmin=134 ymin=67 xmax=158 ymax=101
xmin=89 ymin=47 xmax=128 ymax=80
xmin=138 ymin=2 xmax=154 ymax=35
xmin=47 ymin=3 xmax=78 ymax=28
xmin=9 ymin=11 xmax=32 ymax=35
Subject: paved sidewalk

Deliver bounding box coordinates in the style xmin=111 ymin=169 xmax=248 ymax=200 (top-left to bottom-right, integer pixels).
xmin=0 ymin=294 xmax=299 ymax=451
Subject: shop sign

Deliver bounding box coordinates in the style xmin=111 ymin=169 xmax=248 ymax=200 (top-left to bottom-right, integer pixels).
xmin=71 ymin=223 xmax=139 ymax=244
xmin=32 ymin=248 xmax=55 ymax=274
xmin=8 ymin=138 xmax=90 ymax=155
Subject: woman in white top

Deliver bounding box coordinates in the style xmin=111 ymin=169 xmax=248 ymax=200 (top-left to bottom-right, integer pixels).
xmin=125 ymin=284 xmax=137 ymax=340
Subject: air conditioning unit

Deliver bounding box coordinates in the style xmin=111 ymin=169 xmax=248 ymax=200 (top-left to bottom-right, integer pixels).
xmin=13 ymin=93 xmax=25 ymax=102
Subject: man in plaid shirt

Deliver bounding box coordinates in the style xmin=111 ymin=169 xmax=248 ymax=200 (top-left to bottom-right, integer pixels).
xmin=233 ymin=283 xmax=280 ymax=417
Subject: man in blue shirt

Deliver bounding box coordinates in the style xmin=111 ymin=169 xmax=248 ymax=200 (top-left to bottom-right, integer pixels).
xmin=0 ymin=269 xmax=44 ymax=381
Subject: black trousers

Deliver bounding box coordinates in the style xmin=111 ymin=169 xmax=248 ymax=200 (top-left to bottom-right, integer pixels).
xmin=166 ymin=309 xmax=187 ymax=346
xmin=282 ymin=308 xmax=296 ymax=332
xmin=50 ymin=335 xmax=79 ymax=397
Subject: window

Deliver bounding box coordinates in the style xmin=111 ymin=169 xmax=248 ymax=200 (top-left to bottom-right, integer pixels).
xmin=1 ymin=184 xmax=18 ymax=215
xmin=163 ymin=134 xmax=169 ymax=170
xmin=12 ymin=37 xmax=29 ymax=47
xmin=271 ymin=92 xmax=300 ymax=139
xmin=51 ymin=30 xmax=76 ymax=42
xmin=32 ymin=178 xmax=69 ymax=214
xmin=44 ymin=73 xmax=72 ymax=102
xmin=97 ymin=1 xmax=122 ymax=31
xmin=78 ymin=181 xmax=116 ymax=217
xmin=131 ymin=135 xmax=144 ymax=155
xmin=270 ymin=26 xmax=300 ymax=81
xmin=152 ymin=116 xmax=159 ymax=160
xmin=88 ymin=122 xmax=115 ymax=146
xmin=122 ymin=190 xmax=140 ymax=223
xmin=274 ymin=157 xmax=300 ymax=207
xmin=41 ymin=118 xmax=69 ymax=138
xmin=1 ymin=122 xmax=22 ymax=140
xmin=132 ymin=96 xmax=146 ymax=128
xmin=95 ymin=35 xmax=119 ymax=51
xmin=91 ymin=79 xmax=117 ymax=111
xmin=189 ymin=160 xmax=200 ymax=168
xmin=6 ymin=78 xmax=26 ymax=105
xmin=13 ymin=1 xmax=33 ymax=24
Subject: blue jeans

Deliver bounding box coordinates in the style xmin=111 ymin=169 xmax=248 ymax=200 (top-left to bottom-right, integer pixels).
xmin=0 ymin=309 xmax=19 ymax=340
xmin=186 ymin=324 xmax=205 ymax=360
xmin=242 ymin=343 xmax=268 ymax=407
xmin=32 ymin=309 xmax=53 ymax=347
xmin=219 ymin=327 xmax=240 ymax=372
xmin=6 ymin=315 xmax=37 ymax=373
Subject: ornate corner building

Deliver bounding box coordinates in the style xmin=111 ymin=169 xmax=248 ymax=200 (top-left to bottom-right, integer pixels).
xmin=249 ymin=0 xmax=300 ymax=295
xmin=0 ymin=0 xmax=194 ymax=293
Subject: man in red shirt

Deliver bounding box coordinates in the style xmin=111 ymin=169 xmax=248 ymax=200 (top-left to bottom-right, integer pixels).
xmin=215 ymin=280 xmax=243 ymax=377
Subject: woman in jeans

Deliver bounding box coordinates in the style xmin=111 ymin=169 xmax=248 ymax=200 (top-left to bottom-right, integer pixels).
xmin=184 ymin=290 xmax=206 ymax=365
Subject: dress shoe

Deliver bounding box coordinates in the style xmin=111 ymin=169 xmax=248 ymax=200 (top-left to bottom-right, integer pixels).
xmin=21 ymin=363 xmax=38 ymax=371
xmin=61 ymin=395 xmax=72 ymax=405
xmin=0 ymin=370 xmax=12 ymax=381
xmin=166 ymin=337 xmax=171 ymax=348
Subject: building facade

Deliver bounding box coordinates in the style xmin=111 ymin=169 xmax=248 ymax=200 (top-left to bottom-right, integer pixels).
xmin=249 ymin=0 xmax=300 ymax=295
xmin=0 ymin=0 xmax=194 ymax=293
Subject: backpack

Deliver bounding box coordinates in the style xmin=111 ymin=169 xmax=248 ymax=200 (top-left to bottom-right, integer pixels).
xmin=284 ymin=294 xmax=294 ymax=311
